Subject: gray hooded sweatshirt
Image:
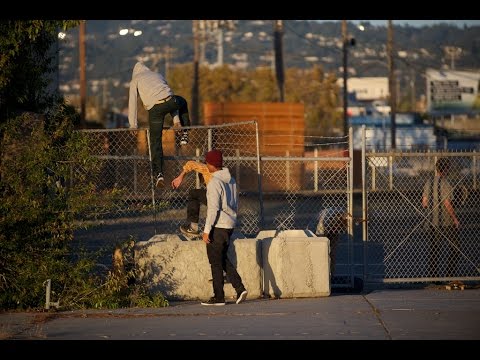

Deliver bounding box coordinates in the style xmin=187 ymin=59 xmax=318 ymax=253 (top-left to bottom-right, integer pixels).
xmin=128 ymin=62 xmax=173 ymax=129
xmin=204 ymin=167 xmax=238 ymax=234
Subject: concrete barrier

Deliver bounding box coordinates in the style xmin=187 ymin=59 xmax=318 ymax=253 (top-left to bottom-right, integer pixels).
xmin=134 ymin=229 xmax=331 ymax=301
xmin=262 ymin=230 xmax=331 ymax=298
xmin=134 ymin=233 xmax=262 ymax=301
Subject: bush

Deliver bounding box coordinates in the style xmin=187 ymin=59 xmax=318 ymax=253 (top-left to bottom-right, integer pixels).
xmin=0 ymin=106 xmax=168 ymax=310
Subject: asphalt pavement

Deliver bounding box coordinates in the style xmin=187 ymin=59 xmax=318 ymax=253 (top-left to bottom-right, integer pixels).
xmin=1 ymin=286 xmax=479 ymax=342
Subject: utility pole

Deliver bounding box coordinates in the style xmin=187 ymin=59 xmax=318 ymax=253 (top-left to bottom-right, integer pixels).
xmin=163 ymin=46 xmax=176 ymax=79
xmin=215 ymin=20 xmax=235 ymax=67
xmin=102 ymin=78 xmax=108 ymax=110
xmin=217 ymin=25 xmax=224 ymax=66
xmin=198 ymin=20 xmax=207 ymax=65
xmin=387 ymin=20 xmax=396 ymax=149
xmin=342 ymin=20 xmax=348 ymax=137
xmin=191 ymin=20 xmax=200 ymax=125
xmin=79 ymin=20 xmax=86 ymax=128
xmin=410 ymin=68 xmax=416 ymax=111
xmin=396 ymin=70 xmax=401 ymax=107
xmin=273 ymin=20 xmax=285 ymax=102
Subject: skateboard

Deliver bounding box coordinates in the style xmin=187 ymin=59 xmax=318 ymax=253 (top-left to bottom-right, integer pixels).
xmin=179 ymin=226 xmax=202 ymax=241
xmin=180 ymin=232 xmax=201 ymax=241
xmin=180 ymin=233 xmax=202 ymax=241
xmin=445 ymin=281 xmax=465 ymax=290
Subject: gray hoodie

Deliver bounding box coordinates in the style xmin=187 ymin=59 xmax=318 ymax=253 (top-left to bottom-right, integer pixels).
xmin=128 ymin=62 xmax=173 ymax=128
xmin=204 ymin=167 xmax=238 ymax=234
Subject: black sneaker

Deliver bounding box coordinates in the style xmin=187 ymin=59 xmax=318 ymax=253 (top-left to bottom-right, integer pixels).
xmin=201 ymin=297 xmax=225 ymax=306
xmin=180 ymin=224 xmax=199 ymax=237
xmin=180 ymin=130 xmax=189 ymax=146
xmin=236 ymin=290 xmax=248 ymax=304
xmin=155 ymin=173 xmax=165 ymax=188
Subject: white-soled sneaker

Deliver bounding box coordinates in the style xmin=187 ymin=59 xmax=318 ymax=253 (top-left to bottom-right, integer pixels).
xmin=155 ymin=173 xmax=165 ymax=188
xmin=236 ymin=290 xmax=248 ymax=304
xmin=201 ymin=297 xmax=225 ymax=306
xmin=180 ymin=130 xmax=189 ymax=146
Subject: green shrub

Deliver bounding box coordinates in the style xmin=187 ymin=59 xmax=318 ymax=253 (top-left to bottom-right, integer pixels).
xmin=0 ymin=107 xmax=168 ymax=310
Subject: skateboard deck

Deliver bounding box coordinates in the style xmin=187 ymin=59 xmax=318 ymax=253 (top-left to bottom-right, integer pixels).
xmin=180 ymin=232 xmax=201 ymax=241
xmin=445 ymin=281 xmax=465 ymax=290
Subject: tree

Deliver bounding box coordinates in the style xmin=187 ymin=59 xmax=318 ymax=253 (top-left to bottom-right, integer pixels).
xmin=0 ymin=21 xmax=169 ymax=310
xmin=0 ymin=20 xmax=80 ymax=121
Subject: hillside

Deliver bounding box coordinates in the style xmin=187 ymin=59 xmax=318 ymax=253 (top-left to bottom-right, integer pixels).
xmin=58 ymin=20 xmax=480 ymax=117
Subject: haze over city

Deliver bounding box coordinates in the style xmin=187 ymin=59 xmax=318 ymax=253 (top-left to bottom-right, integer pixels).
xmin=318 ymin=20 xmax=480 ymax=27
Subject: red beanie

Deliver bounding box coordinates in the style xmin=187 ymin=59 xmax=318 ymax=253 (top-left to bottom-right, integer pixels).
xmin=205 ymin=149 xmax=223 ymax=168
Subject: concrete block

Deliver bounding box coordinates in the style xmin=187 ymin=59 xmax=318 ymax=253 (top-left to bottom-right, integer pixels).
xmin=276 ymin=229 xmax=316 ymax=238
xmin=255 ymin=230 xmax=277 ymax=240
xmin=135 ymin=234 xmax=261 ymax=301
xmin=262 ymin=235 xmax=330 ymax=298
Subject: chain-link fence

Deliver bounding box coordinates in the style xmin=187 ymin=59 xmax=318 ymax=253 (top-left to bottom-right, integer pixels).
xmin=361 ymin=126 xmax=480 ymax=285
xmin=73 ymin=123 xmax=353 ymax=287
xmin=73 ymin=122 xmax=262 ymax=258
xmin=73 ymin=123 xmax=480 ymax=289
xmin=364 ymin=152 xmax=480 ymax=284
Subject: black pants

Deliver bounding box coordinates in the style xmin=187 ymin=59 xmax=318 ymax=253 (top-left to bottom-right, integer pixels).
xmin=148 ymin=97 xmax=178 ymax=176
xmin=173 ymin=95 xmax=191 ymax=127
xmin=187 ymin=188 xmax=207 ymax=224
xmin=206 ymin=227 xmax=245 ymax=301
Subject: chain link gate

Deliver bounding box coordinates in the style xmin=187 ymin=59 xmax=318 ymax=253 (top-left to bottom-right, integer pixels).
xmin=361 ymin=127 xmax=480 ymax=286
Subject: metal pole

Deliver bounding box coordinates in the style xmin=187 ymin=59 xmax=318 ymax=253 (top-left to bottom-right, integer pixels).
xmin=255 ymin=121 xmax=265 ymax=230
xmin=387 ymin=20 xmax=396 ymax=150
xmin=79 ymin=20 xmax=86 ymax=128
xmin=361 ymin=125 xmax=368 ymax=285
xmin=45 ymin=279 xmax=51 ymax=310
xmin=191 ymin=20 xmax=200 ymax=125
xmin=273 ymin=20 xmax=285 ymax=102
xmin=348 ymin=126 xmax=354 ymax=287
xmin=342 ymin=20 xmax=348 ymax=137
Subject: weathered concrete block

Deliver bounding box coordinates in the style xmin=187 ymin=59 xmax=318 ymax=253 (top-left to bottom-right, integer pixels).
xmin=276 ymin=229 xmax=316 ymax=239
xmin=134 ymin=234 xmax=261 ymax=301
xmin=262 ymin=235 xmax=331 ymax=298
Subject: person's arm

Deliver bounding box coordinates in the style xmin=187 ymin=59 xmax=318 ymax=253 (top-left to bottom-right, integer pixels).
xmin=422 ymin=195 xmax=428 ymax=208
xmin=171 ymin=170 xmax=186 ymax=189
xmin=171 ymin=161 xmax=210 ymax=189
xmin=444 ymin=199 xmax=460 ymax=228
xmin=443 ymin=180 xmax=460 ymax=228
xmin=422 ymin=180 xmax=430 ymax=208
xmin=128 ymin=77 xmax=138 ymax=129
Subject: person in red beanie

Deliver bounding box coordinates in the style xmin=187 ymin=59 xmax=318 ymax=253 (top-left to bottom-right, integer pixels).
xmin=200 ymin=149 xmax=248 ymax=306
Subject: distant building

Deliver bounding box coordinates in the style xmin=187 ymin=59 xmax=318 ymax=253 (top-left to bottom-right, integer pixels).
xmin=337 ymin=77 xmax=389 ymax=101
xmin=426 ymin=68 xmax=480 ymax=115
xmin=349 ymin=112 xmax=437 ymax=150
